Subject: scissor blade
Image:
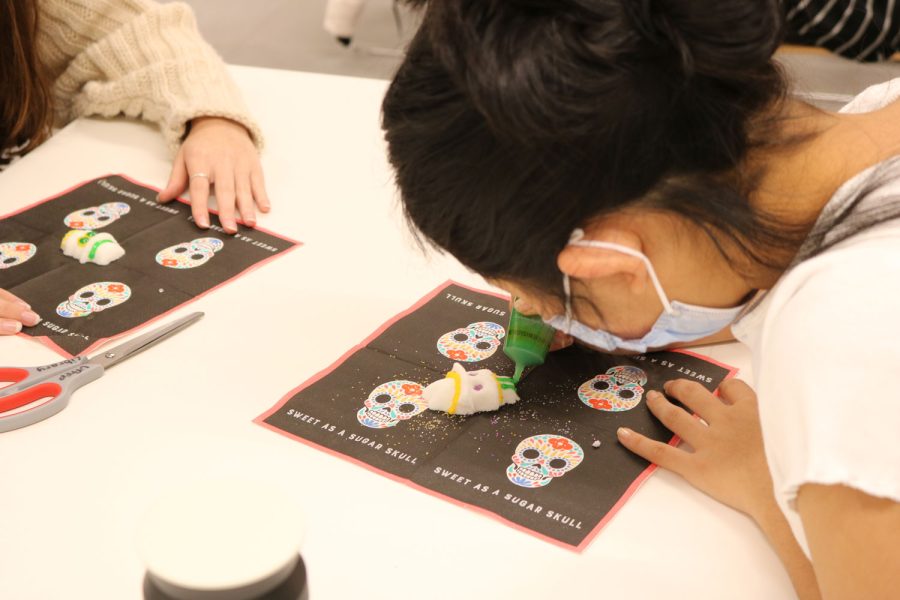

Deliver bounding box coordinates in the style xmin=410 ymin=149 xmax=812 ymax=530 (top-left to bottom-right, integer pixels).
xmin=88 ymin=312 xmax=204 ymax=369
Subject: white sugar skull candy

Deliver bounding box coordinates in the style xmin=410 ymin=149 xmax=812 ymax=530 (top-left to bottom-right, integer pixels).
xmin=577 ymin=365 xmax=647 ymax=412
xmin=436 ymin=321 xmax=506 ymax=362
xmin=0 ymin=242 xmax=36 ymax=269
xmin=422 ymin=363 xmax=519 ymax=415
xmin=156 ymin=238 xmax=224 ymax=269
xmin=506 ymin=434 xmax=584 ymax=488
xmin=63 ymin=202 xmax=130 ymax=230
xmin=356 ymin=380 xmax=427 ymax=429
xmin=56 ymin=282 xmax=131 ymax=318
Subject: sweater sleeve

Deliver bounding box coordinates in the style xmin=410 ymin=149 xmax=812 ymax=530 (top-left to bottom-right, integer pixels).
xmin=37 ymin=0 xmax=263 ymax=152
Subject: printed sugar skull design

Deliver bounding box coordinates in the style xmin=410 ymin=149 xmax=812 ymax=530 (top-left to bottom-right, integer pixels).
xmin=506 ymin=434 xmax=584 ymax=489
xmin=577 ymin=365 xmax=648 ymax=412
xmin=0 ymin=242 xmax=36 ymax=269
xmin=436 ymin=321 xmax=506 ymax=362
xmin=56 ymin=282 xmax=131 ymax=318
xmin=356 ymin=380 xmax=428 ymax=429
xmin=156 ymin=238 xmax=224 ymax=269
xmin=63 ymin=202 xmax=130 ymax=230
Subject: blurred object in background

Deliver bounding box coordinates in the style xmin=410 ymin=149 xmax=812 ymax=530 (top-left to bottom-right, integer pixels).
xmin=784 ymin=0 xmax=900 ymax=63
xmin=163 ymin=0 xmax=418 ymax=79
xmin=323 ymin=0 xmax=408 ymax=57
xmin=779 ymin=44 xmax=900 ymax=110
xmin=323 ymin=0 xmax=366 ymax=46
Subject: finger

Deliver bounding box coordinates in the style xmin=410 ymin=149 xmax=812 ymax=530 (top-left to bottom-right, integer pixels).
xmin=250 ymin=163 xmax=270 ymax=213
xmin=214 ymin=168 xmax=237 ymax=233
xmin=664 ymin=378 xmax=724 ymax=423
xmin=0 ymin=299 xmax=40 ymax=331
xmin=0 ymin=319 xmax=22 ymax=335
xmin=549 ymin=330 xmax=574 ymax=351
xmin=0 ymin=288 xmax=28 ymax=306
xmin=235 ymin=167 xmax=256 ymax=228
xmin=646 ymin=390 xmax=707 ymax=447
xmin=188 ymin=171 xmax=212 ymax=229
xmin=158 ymin=149 xmax=188 ymax=202
xmin=617 ymin=427 xmax=690 ymax=475
xmin=513 ymin=296 xmax=536 ymax=314
xmin=717 ymin=378 xmax=756 ymax=406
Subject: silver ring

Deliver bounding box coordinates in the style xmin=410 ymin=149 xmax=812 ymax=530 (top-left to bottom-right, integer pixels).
xmin=189 ymin=172 xmax=210 ymax=180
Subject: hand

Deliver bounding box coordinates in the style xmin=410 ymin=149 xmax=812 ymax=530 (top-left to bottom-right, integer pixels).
xmin=0 ymin=289 xmax=41 ymax=334
xmin=617 ymin=378 xmax=776 ymax=522
xmin=508 ymin=296 xmax=573 ymax=351
xmin=158 ymin=117 xmax=270 ymax=234
xmin=549 ymin=329 xmax=574 ymax=351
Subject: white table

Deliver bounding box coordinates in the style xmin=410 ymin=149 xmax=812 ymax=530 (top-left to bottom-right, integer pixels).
xmin=0 ymin=66 xmax=794 ymax=599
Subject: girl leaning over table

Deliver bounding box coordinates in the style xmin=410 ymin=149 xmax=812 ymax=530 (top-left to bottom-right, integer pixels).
xmin=381 ymin=1 xmax=900 ymax=598
xmin=0 ymin=0 xmax=269 ymax=334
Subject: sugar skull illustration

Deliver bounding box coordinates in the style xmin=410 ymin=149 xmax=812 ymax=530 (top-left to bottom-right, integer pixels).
xmin=357 ymin=380 xmax=428 ymax=429
xmin=0 ymin=242 xmax=36 ymax=269
xmin=56 ymin=282 xmax=131 ymax=318
xmin=436 ymin=321 xmax=506 ymax=362
xmin=506 ymin=434 xmax=584 ymax=488
xmin=577 ymin=365 xmax=647 ymax=412
xmin=156 ymin=238 xmax=224 ymax=269
xmin=63 ymin=202 xmax=130 ymax=230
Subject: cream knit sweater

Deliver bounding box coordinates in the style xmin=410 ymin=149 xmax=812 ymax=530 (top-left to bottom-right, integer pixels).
xmin=37 ymin=0 xmax=263 ymax=152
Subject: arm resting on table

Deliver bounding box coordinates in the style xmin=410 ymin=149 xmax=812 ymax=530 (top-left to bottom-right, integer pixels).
xmin=798 ymin=484 xmax=900 ymax=600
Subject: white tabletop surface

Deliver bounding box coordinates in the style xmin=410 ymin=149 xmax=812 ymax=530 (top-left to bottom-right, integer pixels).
xmin=0 ymin=66 xmax=794 ymax=600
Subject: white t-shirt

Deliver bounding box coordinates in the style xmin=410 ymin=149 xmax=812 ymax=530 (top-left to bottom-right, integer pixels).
xmin=731 ymin=79 xmax=900 ymax=557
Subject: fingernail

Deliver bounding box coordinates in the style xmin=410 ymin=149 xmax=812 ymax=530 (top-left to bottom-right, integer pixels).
xmin=617 ymin=427 xmax=632 ymax=439
xmin=21 ymin=310 xmax=40 ymax=326
xmin=223 ymin=220 xmax=237 ymax=232
xmin=197 ymin=217 xmax=210 ymax=228
xmin=1 ymin=320 xmax=22 ymax=333
xmin=647 ymin=390 xmax=662 ymax=402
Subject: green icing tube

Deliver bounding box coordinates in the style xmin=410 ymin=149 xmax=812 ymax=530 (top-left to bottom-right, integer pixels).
xmin=503 ymin=307 xmax=556 ymax=383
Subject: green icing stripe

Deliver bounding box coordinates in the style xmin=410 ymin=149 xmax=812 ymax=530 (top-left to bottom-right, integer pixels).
xmin=88 ymin=239 xmax=113 ymax=260
xmin=497 ymin=377 xmax=516 ymax=390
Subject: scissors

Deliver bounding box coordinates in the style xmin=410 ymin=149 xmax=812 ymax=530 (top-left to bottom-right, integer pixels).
xmin=0 ymin=312 xmax=203 ymax=433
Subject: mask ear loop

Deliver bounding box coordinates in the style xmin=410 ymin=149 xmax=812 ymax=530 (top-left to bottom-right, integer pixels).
xmin=568 ymin=229 xmax=675 ymax=315
xmin=563 ymin=273 xmax=573 ymax=334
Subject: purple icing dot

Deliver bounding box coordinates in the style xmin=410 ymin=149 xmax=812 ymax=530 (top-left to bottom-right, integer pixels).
xmin=474 ymin=384 xmax=484 ymax=391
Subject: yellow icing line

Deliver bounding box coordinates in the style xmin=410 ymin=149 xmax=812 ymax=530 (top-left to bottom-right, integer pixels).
xmin=60 ymin=230 xmax=80 ymax=250
xmin=494 ymin=375 xmax=505 ymax=406
xmin=446 ymin=371 xmax=462 ymax=415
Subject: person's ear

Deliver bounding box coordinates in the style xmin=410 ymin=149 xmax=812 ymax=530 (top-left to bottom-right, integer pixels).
xmin=556 ymin=225 xmax=650 ymax=295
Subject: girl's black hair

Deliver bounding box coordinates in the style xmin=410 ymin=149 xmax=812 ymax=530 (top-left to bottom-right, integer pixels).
xmin=380 ymin=0 xmax=872 ymax=297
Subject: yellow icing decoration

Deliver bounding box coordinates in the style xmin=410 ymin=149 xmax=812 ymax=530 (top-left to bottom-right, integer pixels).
xmin=494 ymin=374 xmax=505 ymax=406
xmin=446 ymin=370 xmax=462 ymax=415
xmin=60 ymin=230 xmax=80 ymax=250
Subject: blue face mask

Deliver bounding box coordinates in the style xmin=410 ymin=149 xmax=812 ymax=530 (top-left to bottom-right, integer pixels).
xmin=544 ymin=229 xmax=747 ymax=353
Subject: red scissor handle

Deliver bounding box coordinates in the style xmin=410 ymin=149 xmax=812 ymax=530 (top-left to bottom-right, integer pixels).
xmin=0 ymin=368 xmax=30 ymax=385
xmin=0 ymin=383 xmax=63 ymax=413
